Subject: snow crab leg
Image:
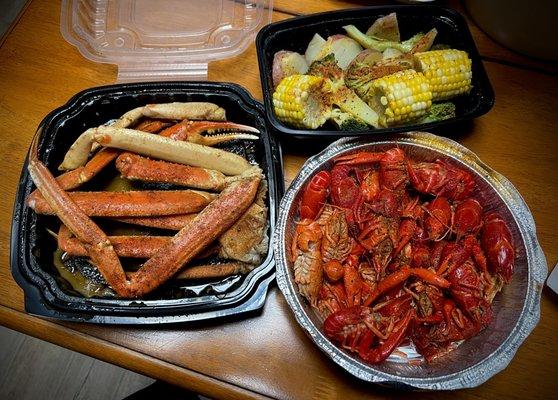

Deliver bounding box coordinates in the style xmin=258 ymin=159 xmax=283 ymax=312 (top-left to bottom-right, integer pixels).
xmin=59 ymin=182 xmax=267 ymax=265
xmin=115 ymin=152 xmax=230 ymax=191
xmin=26 ymin=118 xmax=165 ymax=204
xmin=61 ymin=126 xmax=253 ymax=176
xmin=129 ymin=167 xmax=261 ymax=297
xmin=27 ymin=137 xmax=132 ymax=296
xmin=115 ymin=214 xmax=197 ymax=230
xmin=29 ymin=136 xmax=262 ymax=297
xmin=126 ymin=262 xmax=255 ymax=281
xmin=58 ymin=226 xmax=171 ymax=259
xmin=29 ymin=190 xmax=215 ymax=217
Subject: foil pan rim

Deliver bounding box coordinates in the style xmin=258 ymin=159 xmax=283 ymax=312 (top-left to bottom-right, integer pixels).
xmin=273 ymin=131 xmax=547 ymax=390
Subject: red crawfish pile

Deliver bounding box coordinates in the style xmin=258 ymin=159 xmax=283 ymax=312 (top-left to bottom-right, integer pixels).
xmin=290 ymin=148 xmax=515 ymax=363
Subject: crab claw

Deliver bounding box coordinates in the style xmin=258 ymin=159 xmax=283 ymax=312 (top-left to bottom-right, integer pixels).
xmin=161 ymin=120 xmax=259 ymax=146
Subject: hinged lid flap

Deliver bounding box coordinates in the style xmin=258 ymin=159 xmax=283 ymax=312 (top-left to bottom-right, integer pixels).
xmin=61 ymin=0 xmax=272 ymax=81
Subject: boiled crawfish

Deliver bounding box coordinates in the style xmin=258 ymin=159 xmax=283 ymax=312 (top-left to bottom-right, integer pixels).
xmin=291 ymin=147 xmax=517 ymax=364
xmin=292 ymin=219 xmax=324 ymax=306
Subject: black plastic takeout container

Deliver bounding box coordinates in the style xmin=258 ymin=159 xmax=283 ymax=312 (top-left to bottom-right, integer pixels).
xmin=256 ymin=5 xmax=495 ymax=139
xmin=10 ymin=82 xmax=283 ymax=324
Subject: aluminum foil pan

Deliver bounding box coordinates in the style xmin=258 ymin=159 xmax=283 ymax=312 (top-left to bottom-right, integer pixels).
xmin=273 ymin=132 xmax=547 ymax=390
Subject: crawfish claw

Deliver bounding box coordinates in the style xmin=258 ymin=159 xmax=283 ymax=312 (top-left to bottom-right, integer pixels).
xmin=335 ymin=151 xmax=384 ymax=165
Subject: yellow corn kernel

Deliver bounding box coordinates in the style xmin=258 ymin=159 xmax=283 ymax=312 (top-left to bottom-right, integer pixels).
xmin=272 ymin=75 xmax=331 ymax=129
xmin=414 ymin=49 xmax=472 ymax=101
xmin=371 ymin=69 xmax=432 ymax=127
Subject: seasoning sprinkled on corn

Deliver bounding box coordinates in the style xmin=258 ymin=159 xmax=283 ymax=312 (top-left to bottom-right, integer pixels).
xmin=414 ymin=49 xmax=472 ymax=101
xmin=273 ymin=75 xmax=332 ymax=129
xmin=370 ymin=69 xmax=432 ymax=127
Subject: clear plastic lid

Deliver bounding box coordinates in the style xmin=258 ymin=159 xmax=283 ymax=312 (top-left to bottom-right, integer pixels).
xmin=60 ymin=0 xmax=273 ymax=82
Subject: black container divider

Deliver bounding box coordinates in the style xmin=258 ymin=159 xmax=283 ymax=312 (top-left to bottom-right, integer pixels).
xmin=11 ymin=82 xmax=283 ymax=324
xmin=256 ymin=5 xmax=494 ymax=139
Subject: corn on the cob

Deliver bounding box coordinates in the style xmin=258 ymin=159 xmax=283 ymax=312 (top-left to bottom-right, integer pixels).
xmin=273 ymin=75 xmax=331 ymax=129
xmin=413 ymin=49 xmax=472 ymax=101
xmin=369 ymin=69 xmax=432 ymax=127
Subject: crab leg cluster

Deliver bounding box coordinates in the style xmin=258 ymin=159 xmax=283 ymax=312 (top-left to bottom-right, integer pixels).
xmin=27 ymin=102 xmax=268 ymax=297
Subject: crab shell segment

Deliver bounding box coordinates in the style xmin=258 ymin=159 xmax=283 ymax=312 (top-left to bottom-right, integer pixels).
xmin=142 ymin=102 xmax=227 ymax=121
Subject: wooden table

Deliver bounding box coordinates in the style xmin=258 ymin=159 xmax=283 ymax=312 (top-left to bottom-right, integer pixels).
xmin=1 ymin=1 xmax=557 ymax=399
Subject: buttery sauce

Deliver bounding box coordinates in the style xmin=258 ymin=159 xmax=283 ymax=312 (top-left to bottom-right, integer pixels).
xmin=52 ymin=249 xmax=115 ymax=298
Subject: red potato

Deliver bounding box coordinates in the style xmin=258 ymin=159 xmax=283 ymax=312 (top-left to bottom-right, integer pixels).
xmin=305 ymin=33 xmax=327 ymax=64
xmin=366 ymin=12 xmax=400 ymax=42
xmin=382 ymin=47 xmax=403 ymax=59
xmin=352 ymin=48 xmax=383 ymax=66
xmin=315 ymin=34 xmax=363 ymax=70
xmin=410 ymin=28 xmax=438 ymax=54
xmin=272 ymin=50 xmax=309 ymax=87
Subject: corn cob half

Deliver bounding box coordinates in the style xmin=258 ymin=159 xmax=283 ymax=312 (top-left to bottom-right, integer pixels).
xmin=369 ymin=69 xmax=432 ymax=127
xmin=273 ymin=75 xmax=332 ymax=129
xmin=414 ymin=49 xmax=472 ymax=101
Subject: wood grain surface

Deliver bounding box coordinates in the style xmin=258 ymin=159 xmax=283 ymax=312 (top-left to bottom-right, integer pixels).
xmin=0 ymin=325 xmax=154 ymax=399
xmin=1 ymin=0 xmax=557 ymax=399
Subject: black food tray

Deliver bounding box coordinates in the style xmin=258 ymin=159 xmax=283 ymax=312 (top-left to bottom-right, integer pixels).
xmin=10 ymin=82 xmax=283 ymax=324
xmin=256 ymin=5 xmax=494 ymax=139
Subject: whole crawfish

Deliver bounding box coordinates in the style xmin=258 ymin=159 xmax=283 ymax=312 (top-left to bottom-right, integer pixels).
xmin=424 ymin=197 xmax=452 ymax=241
xmin=408 ymin=159 xmax=476 ymax=201
xmin=323 ymin=297 xmax=414 ymax=363
xmin=299 ymin=170 xmax=331 ymax=220
xmin=453 ymin=198 xmax=483 ymax=237
xmin=447 ymin=259 xmax=493 ymax=329
xmin=481 ymin=212 xmax=515 ymax=282
xmin=336 ymin=148 xmax=408 ymax=218
xmin=291 ymin=219 xmax=324 ymax=306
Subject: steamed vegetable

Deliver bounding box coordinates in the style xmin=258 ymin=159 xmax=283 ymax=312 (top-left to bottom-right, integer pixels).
xmin=408 ymin=28 xmax=438 ymax=54
xmin=272 ymin=50 xmax=309 ymax=88
xmin=305 ymin=33 xmax=327 ymax=64
xmin=366 ymin=12 xmax=400 ymax=42
xmin=382 ymin=47 xmax=404 ymax=59
xmin=313 ymin=34 xmax=363 ymax=69
xmin=273 ymin=75 xmax=332 ymax=129
xmin=345 ymin=50 xmax=413 ymax=102
xmin=330 ymin=109 xmax=370 ymax=131
xmin=417 ymin=101 xmax=456 ymax=123
xmin=271 ymin=13 xmax=472 ymax=131
xmin=309 ymin=54 xmax=379 ymax=127
xmin=414 ymin=49 xmax=472 ymax=100
xmin=366 ymin=69 xmax=432 ymax=127
xmin=344 ymin=24 xmax=427 ymax=53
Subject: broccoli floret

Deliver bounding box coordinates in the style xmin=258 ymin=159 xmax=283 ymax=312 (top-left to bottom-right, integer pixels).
xmin=418 ymin=102 xmax=456 ymax=123
xmin=341 ymin=118 xmax=370 ymax=131
xmin=330 ymin=109 xmax=371 ymax=131
xmin=307 ymin=54 xmax=380 ymax=128
xmin=308 ymin=53 xmax=344 ymax=83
